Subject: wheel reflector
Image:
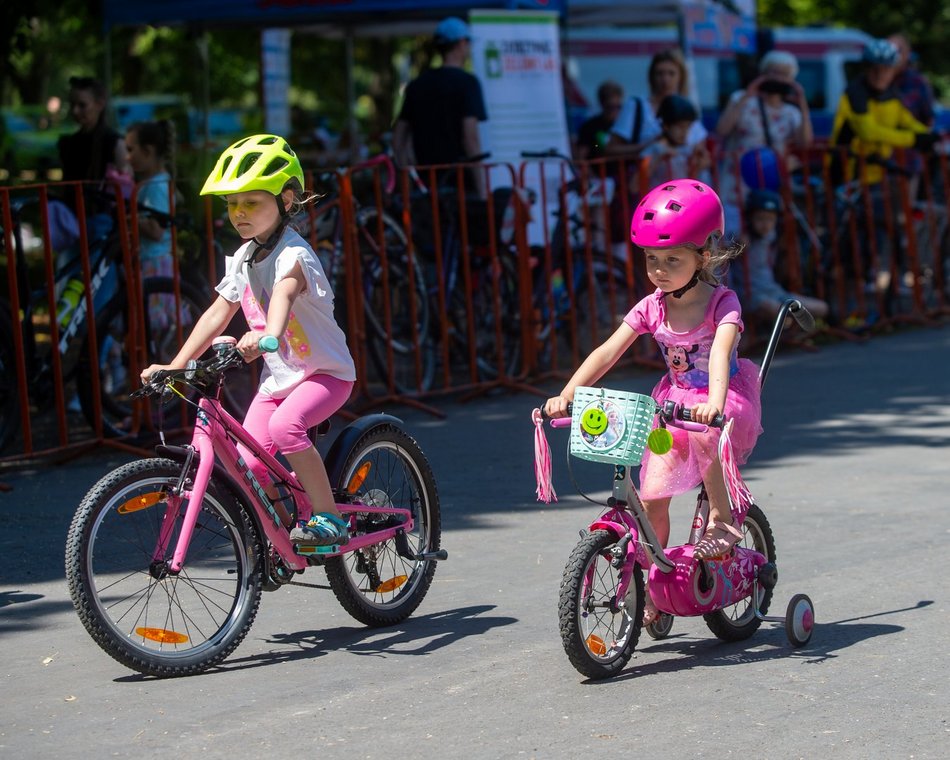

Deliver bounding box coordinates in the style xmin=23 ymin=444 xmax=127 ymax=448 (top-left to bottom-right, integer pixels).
xmin=347 ymin=462 xmax=372 ymax=494
xmin=586 ymin=634 xmax=607 ymax=655
xmin=375 ymin=575 xmax=408 ymax=593
xmin=135 ymin=627 xmax=189 ymax=644
xmin=118 ymin=492 xmax=164 ymax=514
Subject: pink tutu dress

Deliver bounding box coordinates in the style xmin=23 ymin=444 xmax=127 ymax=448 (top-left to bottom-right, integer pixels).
xmin=623 ymin=286 xmax=762 ymax=500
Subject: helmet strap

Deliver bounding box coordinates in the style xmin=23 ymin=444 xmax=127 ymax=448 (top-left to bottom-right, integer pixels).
xmin=247 ymin=219 xmax=289 ymax=267
xmin=666 ymin=269 xmax=700 ymax=299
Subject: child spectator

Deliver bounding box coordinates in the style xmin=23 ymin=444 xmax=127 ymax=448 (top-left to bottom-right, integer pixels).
xmin=733 ymin=189 xmax=829 ymax=324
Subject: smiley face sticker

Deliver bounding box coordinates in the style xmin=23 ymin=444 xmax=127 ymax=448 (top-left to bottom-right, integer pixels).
xmin=581 ymin=407 xmax=608 ymax=436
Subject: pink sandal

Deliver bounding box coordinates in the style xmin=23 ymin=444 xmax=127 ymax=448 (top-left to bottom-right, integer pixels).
xmin=693 ymin=520 xmax=743 ymax=560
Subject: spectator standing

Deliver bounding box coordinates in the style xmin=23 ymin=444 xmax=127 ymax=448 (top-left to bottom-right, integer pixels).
xmin=716 ymin=50 xmax=812 ymax=232
xmin=58 ymin=76 xmax=130 ymax=197
xmin=575 ymin=80 xmax=623 ymax=162
xmin=828 ymin=38 xmax=936 ymax=295
xmin=888 ymin=33 xmax=936 ymax=128
xmin=392 ymin=17 xmax=488 ymax=198
xmin=126 ymin=119 xmax=176 ymax=330
xmin=605 ymin=48 xmax=707 ymax=164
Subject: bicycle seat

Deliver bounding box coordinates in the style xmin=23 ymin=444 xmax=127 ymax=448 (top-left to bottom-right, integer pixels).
xmin=309 ymin=419 xmax=332 ymax=442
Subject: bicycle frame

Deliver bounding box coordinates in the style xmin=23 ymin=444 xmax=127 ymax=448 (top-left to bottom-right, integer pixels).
xmin=157 ymin=393 xmax=413 ymax=575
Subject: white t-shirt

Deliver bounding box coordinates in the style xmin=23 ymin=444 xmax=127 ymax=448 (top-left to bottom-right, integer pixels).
xmin=611 ymin=95 xmax=707 ymax=147
xmin=215 ymin=227 xmax=356 ymax=397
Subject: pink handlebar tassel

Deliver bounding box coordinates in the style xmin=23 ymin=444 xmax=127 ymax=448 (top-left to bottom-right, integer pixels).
xmin=532 ymin=408 xmax=557 ymax=503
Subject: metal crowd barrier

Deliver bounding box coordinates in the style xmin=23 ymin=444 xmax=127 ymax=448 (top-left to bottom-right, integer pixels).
xmin=3 ymin=142 xmax=948 ymax=466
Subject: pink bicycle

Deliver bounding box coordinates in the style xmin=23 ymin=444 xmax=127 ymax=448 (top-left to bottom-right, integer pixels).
xmin=537 ymin=300 xmax=816 ymax=679
xmin=66 ymin=337 xmax=446 ymax=677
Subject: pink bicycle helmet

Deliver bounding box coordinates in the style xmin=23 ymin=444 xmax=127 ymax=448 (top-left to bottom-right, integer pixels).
xmin=630 ymin=179 xmax=725 ymax=249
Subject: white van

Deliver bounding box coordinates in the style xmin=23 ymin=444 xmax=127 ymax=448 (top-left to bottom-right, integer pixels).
xmin=562 ymin=25 xmax=873 ymax=139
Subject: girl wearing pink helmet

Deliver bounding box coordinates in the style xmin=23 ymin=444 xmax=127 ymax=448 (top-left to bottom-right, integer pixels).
xmin=544 ymin=179 xmax=762 ymax=626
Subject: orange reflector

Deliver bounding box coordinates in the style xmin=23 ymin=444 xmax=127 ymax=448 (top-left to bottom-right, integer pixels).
xmin=135 ymin=627 xmax=189 ymax=644
xmin=346 ymin=462 xmax=372 ymax=494
xmin=118 ymin=492 xmax=165 ymax=514
xmin=586 ymin=634 xmax=607 ymax=656
xmin=375 ymin=575 xmax=408 ymax=593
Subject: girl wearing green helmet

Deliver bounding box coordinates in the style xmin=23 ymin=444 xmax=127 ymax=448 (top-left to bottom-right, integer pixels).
xmin=142 ymin=134 xmax=356 ymax=547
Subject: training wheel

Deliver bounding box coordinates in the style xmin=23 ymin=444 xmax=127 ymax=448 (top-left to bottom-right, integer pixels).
xmin=646 ymin=612 xmax=674 ymax=640
xmin=784 ymin=593 xmax=815 ymax=647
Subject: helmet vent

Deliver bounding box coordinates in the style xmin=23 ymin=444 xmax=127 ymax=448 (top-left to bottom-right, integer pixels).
xmin=238 ymin=152 xmax=263 ymax=176
xmin=264 ymin=157 xmax=290 ymax=177
xmin=642 ymin=211 xmax=655 ymax=221
xmin=667 ymin=202 xmax=682 ymax=213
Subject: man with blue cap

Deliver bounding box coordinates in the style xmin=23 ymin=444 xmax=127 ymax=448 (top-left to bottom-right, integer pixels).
xmin=393 ymin=16 xmax=488 ymax=197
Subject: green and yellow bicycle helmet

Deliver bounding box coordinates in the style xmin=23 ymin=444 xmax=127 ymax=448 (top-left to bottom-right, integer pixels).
xmin=200 ymin=134 xmax=304 ymax=197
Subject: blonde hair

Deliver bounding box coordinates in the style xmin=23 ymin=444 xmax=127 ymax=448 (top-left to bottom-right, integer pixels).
xmin=664 ymin=235 xmax=743 ymax=286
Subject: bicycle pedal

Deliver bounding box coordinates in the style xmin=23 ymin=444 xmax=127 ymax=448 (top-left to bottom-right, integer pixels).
xmin=294 ymin=544 xmax=342 ymax=556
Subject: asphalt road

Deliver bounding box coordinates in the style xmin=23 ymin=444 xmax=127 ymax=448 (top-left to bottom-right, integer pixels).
xmin=1 ymin=325 xmax=948 ymax=759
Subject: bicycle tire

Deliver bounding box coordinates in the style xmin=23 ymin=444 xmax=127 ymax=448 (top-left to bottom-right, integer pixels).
xmin=449 ymin=250 xmax=522 ymax=381
xmin=0 ymin=304 xmax=20 ymax=454
xmin=357 ymin=207 xmax=436 ymax=394
xmin=324 ymin=423 xmax=441 ymax=626
xmin=703 ymin=503 xmax=775 ymax=642
xmin=65 ymin=458 xmax=263 ymax=677
xmin=77 ymin=277 xmax=207 ymax=438
xmin=558 ymin=529 xmax=644 ymax=679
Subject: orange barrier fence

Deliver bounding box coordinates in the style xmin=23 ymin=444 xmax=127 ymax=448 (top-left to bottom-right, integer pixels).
xmin=3 ymin=143 xmax=948 ymax=466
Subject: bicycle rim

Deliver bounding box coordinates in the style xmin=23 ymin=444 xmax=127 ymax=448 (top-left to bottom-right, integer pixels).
xmin=559 ymin=530 xmax=643 ymax=679
xmin=325 ymin=425 xmax=440 ymax=626
xmin=66 ymin=459 xmax=262 ymax=676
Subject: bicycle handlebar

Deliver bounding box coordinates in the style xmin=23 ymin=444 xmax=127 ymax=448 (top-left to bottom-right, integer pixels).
xmin=540 ymin=399 xmax=725 ymax=431
xmin=132 ymin=342 xmax=245 ymax=398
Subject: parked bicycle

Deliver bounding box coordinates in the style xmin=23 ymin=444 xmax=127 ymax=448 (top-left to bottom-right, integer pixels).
xmin=0 ymin=190 xmax=207 ymax=453
xmin=65 ymin=336 xmax=446 ymax=677
xmin=294 ymin=155 xmax=433 ymax=394
xmin=535 ymin=299 xmax=816 ymax=679
xmin=520 ymin=149 xmax=628 ymax=370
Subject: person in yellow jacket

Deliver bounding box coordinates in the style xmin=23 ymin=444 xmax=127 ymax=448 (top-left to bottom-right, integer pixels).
xmin=829 ymin=38 xmax=935 ymax=186
xmin=828 ymin=38 xmax=938 ymax=306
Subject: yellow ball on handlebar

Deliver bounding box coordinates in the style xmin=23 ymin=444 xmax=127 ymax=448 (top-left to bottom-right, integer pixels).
xmin=647 ymin=427 xmax=673 ymax=455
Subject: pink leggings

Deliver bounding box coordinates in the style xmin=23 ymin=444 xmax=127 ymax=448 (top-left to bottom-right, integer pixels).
xmin=238 ymin=374 xmax=354 ymax=486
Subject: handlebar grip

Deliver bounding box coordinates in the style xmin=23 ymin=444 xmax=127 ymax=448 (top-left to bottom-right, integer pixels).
xmin=788 ymin=300 xmax=816 ymax=333
xmin=679 ymin=407 xmax=725 ymax=429
xmin=258 ymin=335 xmax=279 ymax=353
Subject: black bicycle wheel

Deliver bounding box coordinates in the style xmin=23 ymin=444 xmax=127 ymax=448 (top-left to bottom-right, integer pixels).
xmin=324 ymin=423 xmax=441 ymax=626
xmin=0 ymin=304 xmax=20 ymax=454
xmin=558 ymin=529 xmax=644 ymax=679
xmin=449 ymin=251 xmax=522 ymax=381
xmin=703 ymin=503 xmax=776 ymax=642
xmin=572 ymin=252 xmax=631 ymax=358
xmin=77 ymin=277 xmax=207 ymax=438
xmin=358 ymin=208 xmax=435 ymax=394
xmin=65 ymin=458 xmax=263 ymax=677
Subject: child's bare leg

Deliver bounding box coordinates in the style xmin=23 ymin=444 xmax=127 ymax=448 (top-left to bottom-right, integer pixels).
xmin=694 ymin=453 xmax=743 ymax=559
xmin=641 ymin=497 xmax=672 ymax=548
xmin=701 ymin=454 xmax=732 ymax=527
xmin=284 ymin=446 xmax=342 ymax=520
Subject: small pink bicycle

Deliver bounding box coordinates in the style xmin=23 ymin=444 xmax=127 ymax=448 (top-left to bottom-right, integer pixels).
xmin=536 ymin=300 xmax=816 ymax=679
xmin=66 ymin=337 xmax=446 ymax=677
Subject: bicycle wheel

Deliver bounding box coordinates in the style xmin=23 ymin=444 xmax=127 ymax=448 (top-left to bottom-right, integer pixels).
xmin=324 ymin=423 xmax=441 ymax=626
xmin=558 ymin=529 xmax=644 ymax=679
xmin=572 ymin=253 xmax=630 ymax=358
xmin=0 ymin=305 xmax=20 ymax=454
xmin=703 ymin=503 xmax=776 ymax=642
xmin=65 ymin=458 xmax=263 ymax=677
xmin=77 ymin=277 xmax=207 ymax=438
xmin=449 ymin=251 xmax=522 ymax=381
xmin=358 ymin=208 xmax=435 ymax=394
